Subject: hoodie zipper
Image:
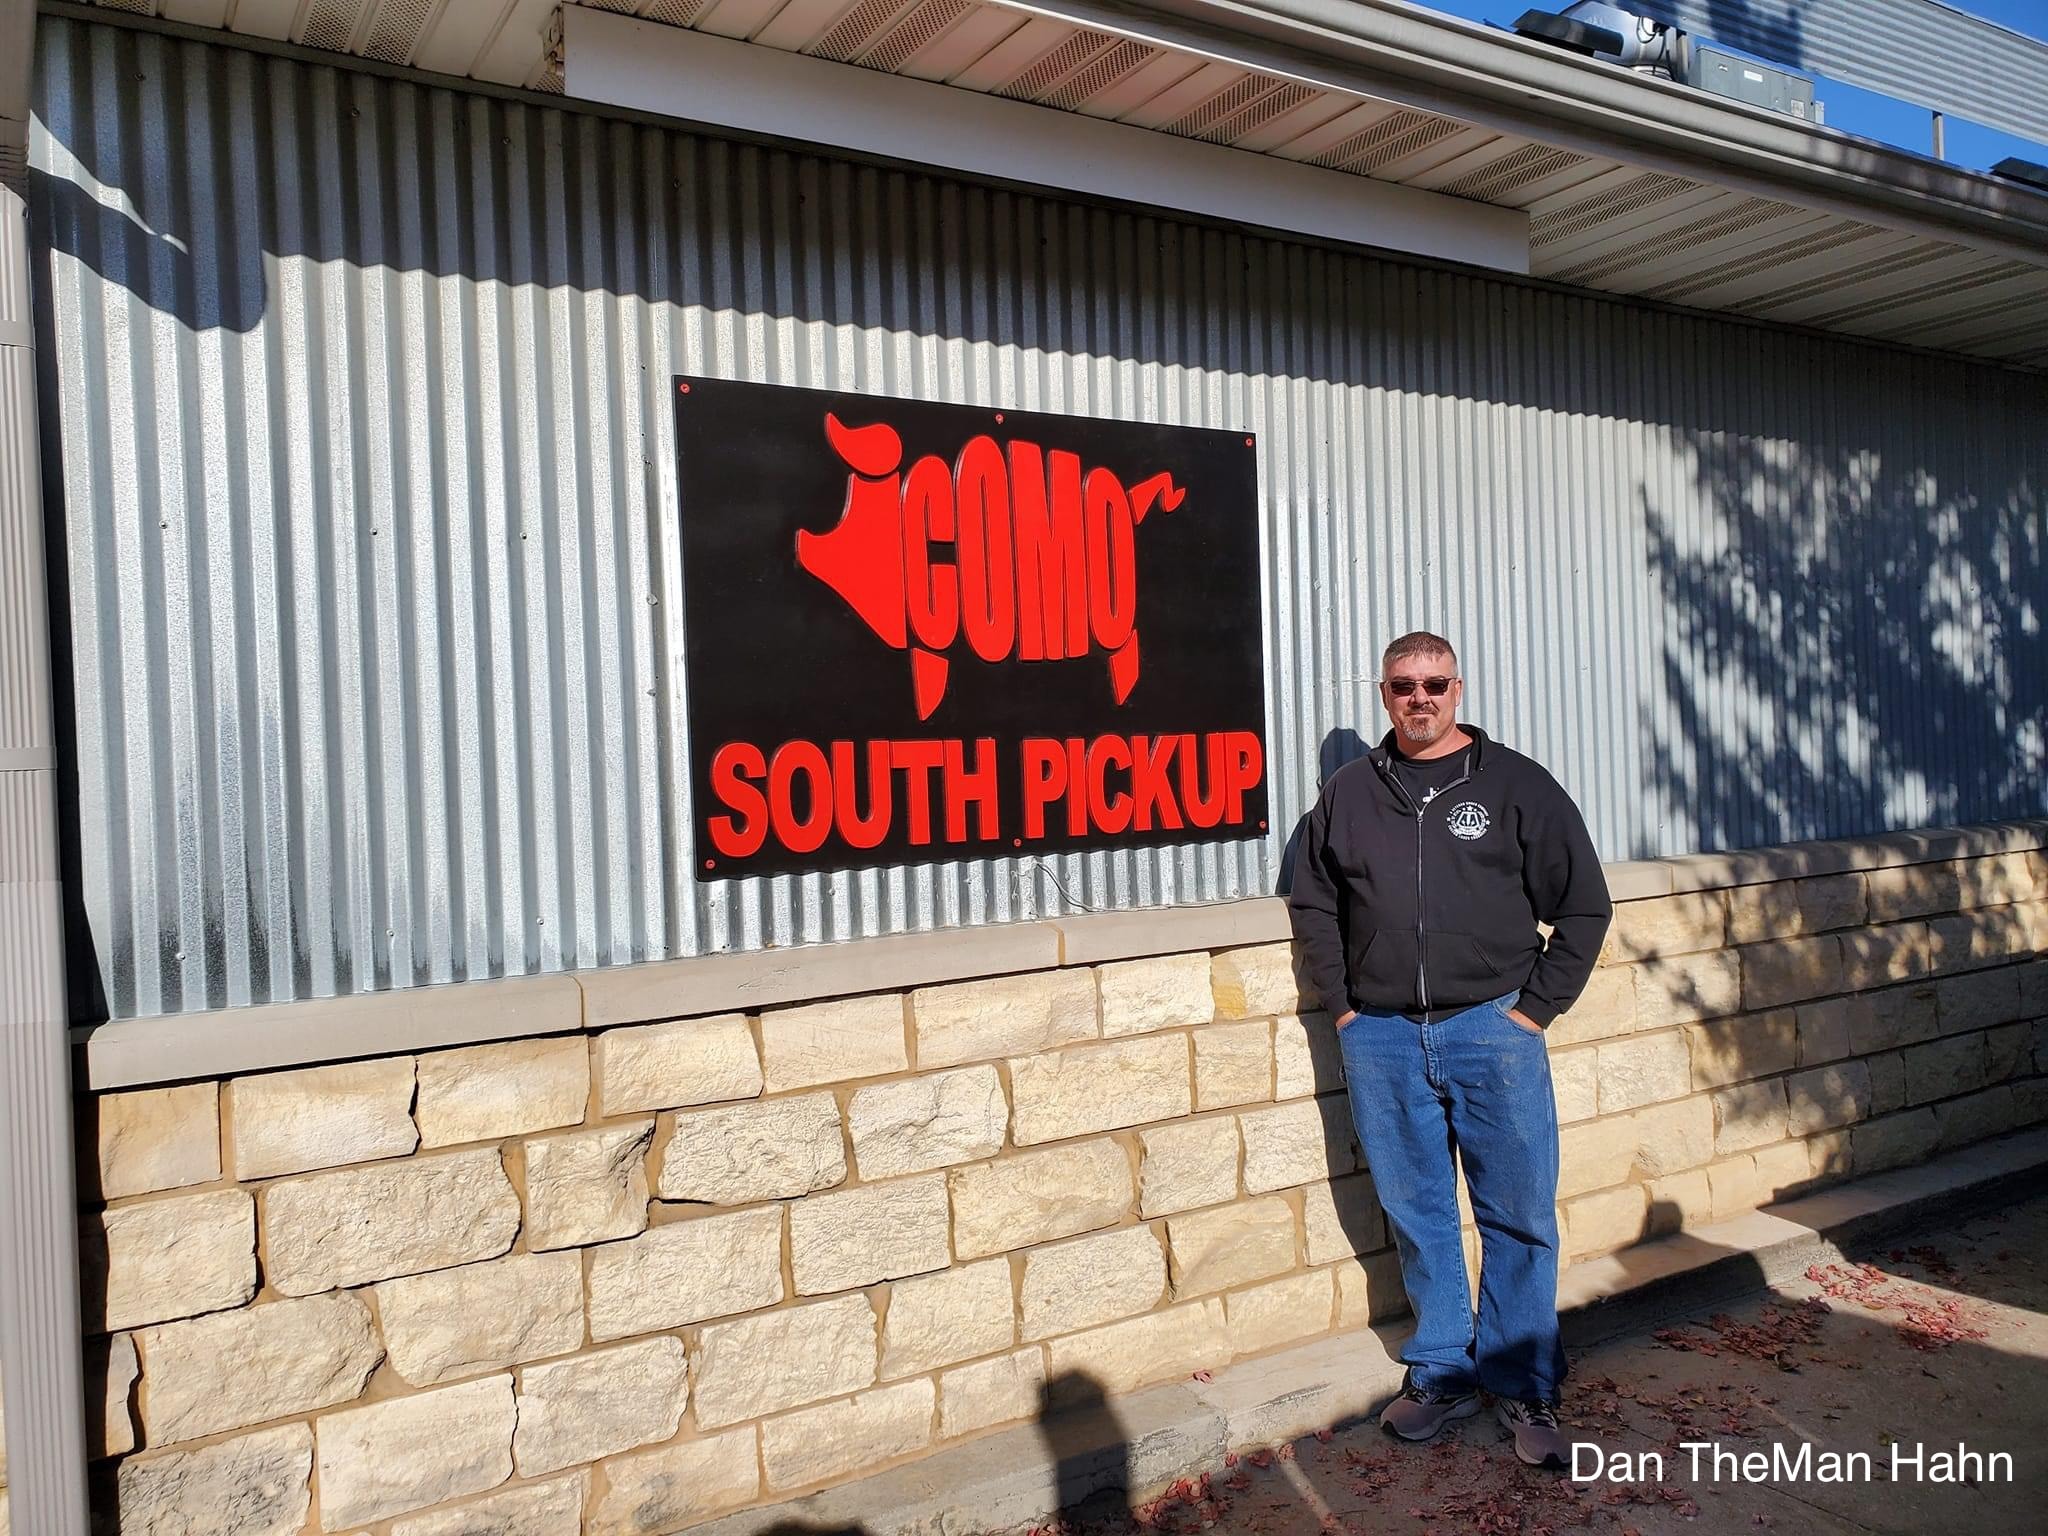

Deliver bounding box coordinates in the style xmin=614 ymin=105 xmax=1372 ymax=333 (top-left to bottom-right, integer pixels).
xmin=1384 ymin=749 xmax=1475 ymax=1017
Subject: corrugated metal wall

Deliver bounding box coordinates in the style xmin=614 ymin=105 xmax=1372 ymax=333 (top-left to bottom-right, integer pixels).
xmin=30 ymin=17 xmax=2048 ymax=1020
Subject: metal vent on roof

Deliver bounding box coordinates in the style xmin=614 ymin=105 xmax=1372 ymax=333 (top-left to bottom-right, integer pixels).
xmin=299 ymin=0 xmax=367 ymax=54
xmin=1164 ymin=73 xmax=1282 ymax=141
xmin=1309 ymin=109 xmax=1462 ymax=175
xmin=1552 ymin=195 xmax=1786 ymax=284
xmin=997 ymin=28 xmax=1118 ymax=101
xmin=361 ymin=0 xmax=435 ymax=65
xmin=1530 ymin=171 xmax=1690 ymax=245
xmin=1198 ymin=80 xmax=1317 ymax=145
xmin=1041 ymin=39 xmax=1155 ymax=111
xmin=89 ymin=0 xmax=151 ymax=13
xmin=642 ymin=0 xmax=719 ymax=26
xmin=1643 ymin=221 xmax=1881 ymax=301
xmin=861 ymin=0 xmax=970 ymax=73
xmin=1438 ymin=144 xmax=1586 ymax=202
xmin=1802 ymin=259 xmax=2036 ymax=331
xmin=1742 ymin=244 xmax=1957 ymax=314
xmin=580 ymin=0 xmax=642 ymax=13
xmin=813 ymin=0 xmax=916 ymax=62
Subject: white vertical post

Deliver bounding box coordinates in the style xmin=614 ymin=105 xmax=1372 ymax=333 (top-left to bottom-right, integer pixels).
xmin=0 ymin=0 xmax=93 ymax=1528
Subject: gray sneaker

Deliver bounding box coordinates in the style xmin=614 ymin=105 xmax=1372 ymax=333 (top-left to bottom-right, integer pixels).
xmin=1496 ymin=1397 xmax=1570 ymax=1469
xmin=1378 ymin=1377 xmax=1480 ymax=1441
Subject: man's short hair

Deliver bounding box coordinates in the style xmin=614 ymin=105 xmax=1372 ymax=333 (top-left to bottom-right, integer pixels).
xmin=1382 ymin=631 xmax=1458 ymax=674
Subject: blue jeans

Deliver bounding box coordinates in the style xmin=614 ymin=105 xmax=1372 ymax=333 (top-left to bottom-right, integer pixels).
xmin=1336 ymin=991 xmax=1566 ymax=1401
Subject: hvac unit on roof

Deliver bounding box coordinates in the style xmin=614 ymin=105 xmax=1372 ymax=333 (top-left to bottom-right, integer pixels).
xmin=1513 ymin=3 xmax=1822 ymax=123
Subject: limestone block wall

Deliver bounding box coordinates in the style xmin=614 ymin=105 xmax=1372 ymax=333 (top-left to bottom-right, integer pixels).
xmin=49 ymin=832 xmax=2048 ymax=1534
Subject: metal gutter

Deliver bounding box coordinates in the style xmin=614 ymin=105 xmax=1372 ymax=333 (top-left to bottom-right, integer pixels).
xmin=997 ymin=0 xmax=2048 ymax=264
xmin=0 ymin=0 xmax=92 ymax=1527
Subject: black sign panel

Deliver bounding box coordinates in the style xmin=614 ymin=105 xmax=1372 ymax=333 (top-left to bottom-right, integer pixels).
xmin=674 ymin=376 xmax=1268 ymax=880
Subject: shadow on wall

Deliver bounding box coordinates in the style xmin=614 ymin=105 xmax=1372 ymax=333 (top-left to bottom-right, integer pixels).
xmin=1642 ymin=409 xmax=2047 ymax=854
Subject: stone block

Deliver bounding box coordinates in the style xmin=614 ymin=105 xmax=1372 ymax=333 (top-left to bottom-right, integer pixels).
xmin=110 ymin=1424 xmax=311 ymax=1536
xmin=1631 ymin=950 xmax=1740 ymax=1026
xmin=1958 ymin=850 xmax=2038 ymax=908
xmin=1544 ymin=965 xmax=1636 ymax=1045
xmin=1685 ymin=1010 xmax=1798 ymax=1089
xmin=1902 ymin=1034 xmax=1988 ymax=1105
xmin=1859 ymin=981 xmax=1941 ymax=1053
xmin=1784 ymin=1061 xmax=1874 ymax=1136
xmin=1333 ymin=1250 xmax=1409 ymax=1328
xmin=414 ymin=1036 xmax=588 ymax=1148
xmin=1563 ymin=1186 xmax=1647 ymax=1259
xmin=1240 ymin=1096 xmax=1357 ymax=1192
xmin=1009 ymin=1035 xmax=1191 ymax=1144
xmin=90 ymin=1333 xmax=140 ymax=1459
xmin=1550 ymin=1046 xmax=1599 ymax=1122
xmin=659 ymin=1092 xmax=847 ymax=1203
xmin=1752 ymin=1140 xmax=1812 ymax=1201
xmin=262 ymin=1148 xmax=520 ymax=1296
xmin=1987 ymin=1021 xmax=2032 ymax=1082
xmin=1019 ymin=1225 xmax=1168 ymax=1340
xmin=587 ymin=1206 xmax=785 ymax=1341
xmin=1604 ymin=891 xmax=1726 ymax=962
xmin=951 ymin=1139 xmax=1133 ymax=1259
xmin=880 ymin=1258 xmax=1016 ymax=1379
xmin=1225 ymin=1268 xmax=1335 ymax=1355
xmin=1595 ymin=1031 xmax=1692 ymax=1113
xmin=1211 ymin=943 xmax=1314 ymax=1020
xmin=1851 ymin=1108 xmax=1941 ymax=1174
xmin=1934 ymin=1086 xmax=2015 ymax=1150
xmin=1807 ymin=1128 xmax=1854 ymax=1185
xmin=1193 ymin=1021 xmax=1274 ymax=1111
xmin=1706 ymin=1155 xmax=1770 ymax=1221
xmin=1272 ymin=1014 xmax=1342 ymax=1099
xmin=847 ymin=1068 xmax=1007 ymax=1180
xmin=1300 ymin=1172 xmax=1385 ymax=1264
xmin=315 ymin=1376 xmax=515 ymax=1528
xmin=760 ymin=993 xmax=910 ymax=1091
xmin=587 ymin=1430 xmax=759 ymax=1536
xmin=523 ymin=1119 xmax=654 ymax=1250
xmin=912 ymin=970 xmax=1097 ymax=1070
xmin=1839 ymin=923 xmax=1932 ymax=990
xmin=513 ymin=1337 xmax=689 ymax=1477
xmin=1137 ymin=1118 xmax=1240 ymax=1218
xmin=84 ymin=1187 xmax=255 ymax=1333
xmin=225 ymin=1057 xmax=417 ymax=1180
xmin=1741 ymin=936 xmax=1844 ymax=1011
xmin=88 ymin=1081 xmax=220 ymax=1201
xmin=1643 ymin=1169 xmax=1713 ymax=1234
xmin=1926 ymin=909 xmax=2024 ymax=972
xmin=693 ymin=1295 xmax=877 ymax=1428
xmin=1628 ymin=1095 xmax=1714 ymax=1177
xmin=790 ymin=1174 xmax=951 ymax=1295
xmin=1865 ymin=862 xmax=1963 ymax=922
xmin=594 ymin=1014 xmax=761 ymax=1116
xmin=940 ymin=1349 xmax=1048 ymax=1438
xmin=1558 ymin=1115 xmax=1637 ymax=1199
xmin=1166 ymin=1196 xmax=1296 ymax=1296
xmin=762 ymin=1379 xmax=936 ymax=1492
xmin=137 ymin=1291 xmax=382 ymax=1446
xmin=1794 ymin=997 xmax=1859 ymax=1066
xmin=2026 ymin=959 xmax=2048 ymax=1020
xmin=373 ymin=1251 xmax=584 ymax=1387
xmin=1867 ymin=1051 xmax=1907 ymax=1115
xmin=1098 ymin=953 xmax=1214 ymax=1036
xmin=392 ymin=1475 xmax=587 ymax=1536
xmin=1937 ymin=968 xmax=2021 ymax=1034
xmin=1043 ymin=1299 xmax=1230 ymax=1396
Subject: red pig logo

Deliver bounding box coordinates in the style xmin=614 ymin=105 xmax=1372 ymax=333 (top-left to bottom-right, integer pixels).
xmin=796 ymin=413 xmax=1186 ymax=720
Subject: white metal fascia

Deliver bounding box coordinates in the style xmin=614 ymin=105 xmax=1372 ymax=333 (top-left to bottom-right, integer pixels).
xmin=997 ymin=0 xmax=2048 ymax=269
xmin=563 ymin=7 xmax=1530 ymax=277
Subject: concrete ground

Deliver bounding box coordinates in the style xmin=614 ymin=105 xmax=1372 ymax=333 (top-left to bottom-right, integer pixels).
xmin=1011 ymin=1196 xmax=2048 ymax=1536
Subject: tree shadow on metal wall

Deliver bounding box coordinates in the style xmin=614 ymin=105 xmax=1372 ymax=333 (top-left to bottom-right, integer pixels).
xmin=1638 ymin=417 xmax=2046 ymax=855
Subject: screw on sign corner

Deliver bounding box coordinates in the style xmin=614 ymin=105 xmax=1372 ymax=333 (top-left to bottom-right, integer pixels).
xmin=679 ymin=381 xmax=692 ymax=394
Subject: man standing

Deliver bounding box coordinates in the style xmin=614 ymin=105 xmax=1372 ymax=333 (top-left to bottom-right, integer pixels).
xmin=1287 ymin=632 xmax=1611 ymax=1469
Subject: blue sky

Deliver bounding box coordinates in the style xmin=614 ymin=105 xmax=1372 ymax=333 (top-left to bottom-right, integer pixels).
xmin=1411 ymin=1 xmax=2046 ymax=173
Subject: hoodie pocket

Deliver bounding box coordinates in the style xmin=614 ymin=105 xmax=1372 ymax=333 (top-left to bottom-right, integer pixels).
xmin=1346 ymin=929 xmax=1420 ymax=1006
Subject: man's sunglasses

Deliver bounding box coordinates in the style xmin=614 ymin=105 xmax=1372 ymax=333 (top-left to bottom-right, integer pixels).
xmin=1380 ymin=676 xmax=1458 ymax=697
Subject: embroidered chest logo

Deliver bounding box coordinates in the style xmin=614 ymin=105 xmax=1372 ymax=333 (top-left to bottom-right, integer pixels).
xmin=1446 ymin=801 xmax=1491 ymax=841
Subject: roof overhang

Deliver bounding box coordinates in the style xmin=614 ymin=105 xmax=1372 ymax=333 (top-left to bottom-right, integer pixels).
xmin=43 ymin=0 xmax=2048 ymax=370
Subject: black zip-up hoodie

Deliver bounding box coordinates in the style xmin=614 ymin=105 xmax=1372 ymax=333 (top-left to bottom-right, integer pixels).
xmin=1287 ymin=726 xmax=1612 ymax=1027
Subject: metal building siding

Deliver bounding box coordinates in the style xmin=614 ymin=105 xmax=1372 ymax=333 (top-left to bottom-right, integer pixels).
xmin=29 ymin=18 xmax=2047 ymax=1020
